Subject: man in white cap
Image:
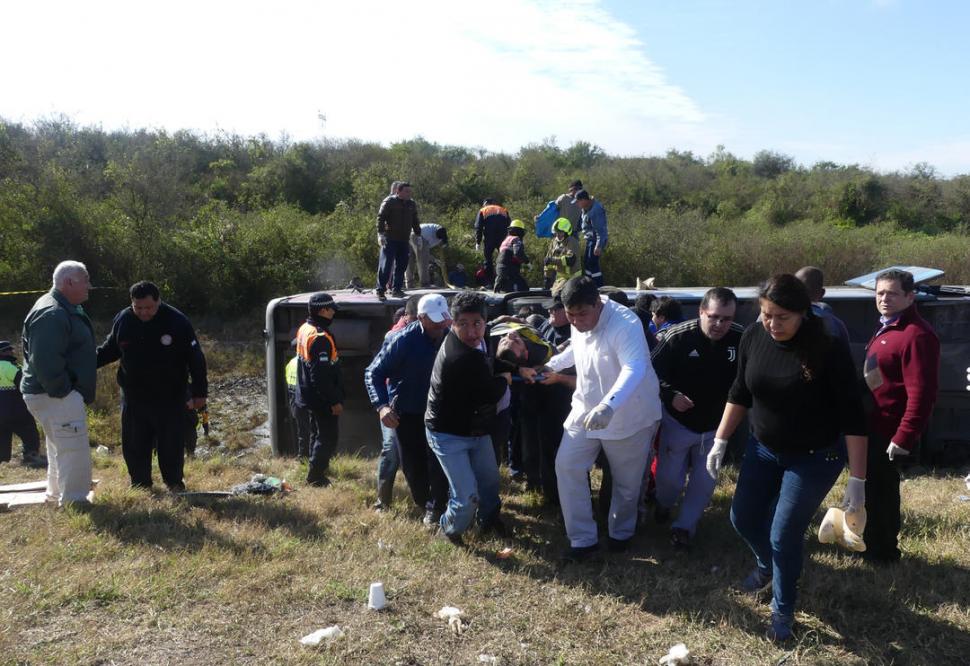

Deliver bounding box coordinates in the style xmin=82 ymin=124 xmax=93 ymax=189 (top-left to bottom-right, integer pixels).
xmin=365 ymin=293 xmax=453 ymax=526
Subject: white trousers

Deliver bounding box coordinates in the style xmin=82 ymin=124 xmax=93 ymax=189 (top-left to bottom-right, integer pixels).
xmin=654 ymin=409 xmax=717 ymax=535
xmin=555 ymin=421 xmax=659 ymax=547
xmin=23 ymin=391 xmax=92 ymax=506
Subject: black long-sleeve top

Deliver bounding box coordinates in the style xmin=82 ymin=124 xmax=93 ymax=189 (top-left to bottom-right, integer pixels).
xmin=425 ymin=330 xmax=508 ymax=437
xmin=727 ymin=322 xmax=865 ymax=454
xmin=97 ymin=302 xmax=207 ymax=403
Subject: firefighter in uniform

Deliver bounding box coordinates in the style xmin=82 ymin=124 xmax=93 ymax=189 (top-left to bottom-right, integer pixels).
xmin=295 ymin=292 xmax=344 ymax=486
xmin=493 ymin=219 xmax=530 ymax=293
xmin=97 ymin=281 xmax=208 ymax=491
xmin=0 ymin=341 xmax=46 ymax=467
xmin=543 ymin=217 xmax=582 ymax=291
xmin=474 ymin=199 xmax=512 ymax=283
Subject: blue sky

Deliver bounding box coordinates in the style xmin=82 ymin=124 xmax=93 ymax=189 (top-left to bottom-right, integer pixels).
xmin=3 ymin=0 xmax=968 ymax=174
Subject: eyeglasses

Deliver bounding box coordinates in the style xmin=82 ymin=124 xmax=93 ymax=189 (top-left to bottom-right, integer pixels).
xmin=701 ymin=312 xmax=734 ymax=325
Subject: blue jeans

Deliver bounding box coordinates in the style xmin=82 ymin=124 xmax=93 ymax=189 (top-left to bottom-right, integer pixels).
xmin=376 ymin=423 xmax=400 ymax=505
xmin=426 ymin=428 xmax=501 ymax=536
xmin=376 ymin=239 xmax=409 ymax=292
xmin=583 ymin=239 xmax=603 ymax=287
xmin=730 ymin=434 xmax=844 ymax=618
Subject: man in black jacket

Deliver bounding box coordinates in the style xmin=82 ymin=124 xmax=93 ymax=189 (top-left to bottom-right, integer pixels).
xmin=376 ymin=181 xmax=421 ymax=299
xmin=295 ymin=292 xmax=344 ymax=487
xmin=97 ymin=281 xmax=208 ymax=491
xmin=650 ymin=287 xmax=742 ymax=548
xmin=425 ymin=292 xmax=512 ymax=543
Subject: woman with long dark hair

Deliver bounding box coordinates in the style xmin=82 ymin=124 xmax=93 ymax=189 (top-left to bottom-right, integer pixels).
xmin=706 ymin=274 xmax=868 ymax=641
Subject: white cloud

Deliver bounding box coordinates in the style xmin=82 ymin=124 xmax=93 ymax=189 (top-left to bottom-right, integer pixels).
xmin=0 ymin=0 xmax=711 ymax=156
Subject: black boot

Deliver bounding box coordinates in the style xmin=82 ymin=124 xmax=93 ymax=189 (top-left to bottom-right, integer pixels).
xmin=306 ymin=465 xmax=331 ymax=487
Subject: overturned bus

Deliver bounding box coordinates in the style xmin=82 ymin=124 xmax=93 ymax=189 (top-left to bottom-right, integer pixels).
xmin=264 ymin=268 xmax=970 ymax=465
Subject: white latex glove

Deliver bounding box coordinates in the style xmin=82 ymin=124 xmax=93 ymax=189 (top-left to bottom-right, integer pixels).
xmin=378 ymin=233 xmax=387 ymax=248
xmin=475 ymin=243 xmax=481 ymax=252
xmin=843 ymin=476 xmax=866 ymax=514
xmin=886 ymin=442 xmax=909 ymax=461
xmin=582 ymin=404 xmax=614 ymax=431
xmin=706 ymin=438 xmax=729 ymax=478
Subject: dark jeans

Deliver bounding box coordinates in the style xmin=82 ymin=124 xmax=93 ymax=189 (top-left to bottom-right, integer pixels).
xmin=287 ymin=388 xmax=316 ymax=458
xmin=516 ymin=383 xmax=542 ymax=488
xmin=122 ymin=398 xmax=187 ymax=488
xmin=376 ymin=423 xmax=400 ymax=506
xmin=537 ymin=383 xmax=571 ymax=504
xmin=308 ymin=407 xmax=339 ymax=472
xmin=376 ymin=239 xmax=409 ymax=293
xmin=396 ymin=413 xmax=448 ymax=513
xmin=491 ymin=407 xmax=512 ymax=467
xmin=482 ymin=234 xmax=503 ymax=281
xmin=0 ymin=414 xmax=40 ymax=461
xmin=583 ymin=240 xmax=603 ymax=287
xmin=863 ymin=432 xmax=903 ymax=561
xmin=730 ymin=434 xmax=844 ymax=618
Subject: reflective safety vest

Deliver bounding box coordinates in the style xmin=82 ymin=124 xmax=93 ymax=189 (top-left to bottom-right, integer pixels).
xmin=0 ymin=359 xmax=19 ymax=390
xmin=284 ymin=356 xmax=298 ymax=387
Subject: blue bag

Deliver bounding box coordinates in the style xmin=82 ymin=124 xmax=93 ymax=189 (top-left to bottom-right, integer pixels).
xmin=534 ymin=201 xmax=557 ymax=238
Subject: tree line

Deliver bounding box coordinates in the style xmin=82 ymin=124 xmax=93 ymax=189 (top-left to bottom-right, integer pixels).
xmin=2 ymin=116 xmax=968 ymax=317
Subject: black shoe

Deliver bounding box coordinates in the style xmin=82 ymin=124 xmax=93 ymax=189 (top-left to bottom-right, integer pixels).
xmin=670 ymin=527 xmax=691 ymax=551
xmin=306 ymin=466 xmax=332 ymax=487
xmin=862 ymin=550 xmax=901 ymax=565
xmin=654 ymin=504 xmax=671 ymax=524
xmin=391 ymin=289 xmax=406 ymax=298
xmin=167 ymin=482 xmax=187 ymax=494
xmin=479 ymin=516 xmax=508 ymax=537
xmin=434 ymin=526 xmax=463 ymax=546
xmin=607 ymin=537 xmax=632 ymax=553
xmin=22 ymin=452 xmax=48 ymax=468
xmin=375 ymin=289 xmax=386 ymax=300
xmin=561 ymin=543 xmax=600 ymax=562
xmin=373 ymin=501 xmax=390 ymax=513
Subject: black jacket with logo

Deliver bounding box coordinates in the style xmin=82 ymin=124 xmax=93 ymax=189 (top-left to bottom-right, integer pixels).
xmin=650 ymin=318 xmax=743 ymax=433
xmin=97 ymin=303 xmax=208 ymax=404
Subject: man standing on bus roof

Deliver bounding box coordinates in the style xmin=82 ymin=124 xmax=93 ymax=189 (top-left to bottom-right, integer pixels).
xmin=862 ymin=269 xmax=940 ymax=563
xmin=376 ymin=181 xmax=421 ymax=299
xmin=573 ymin=189 xmax=608 ymax=287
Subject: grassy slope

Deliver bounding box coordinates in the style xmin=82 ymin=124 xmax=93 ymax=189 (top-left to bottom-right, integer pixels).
xmin=0 ymin=343 xmax=968 ymax=665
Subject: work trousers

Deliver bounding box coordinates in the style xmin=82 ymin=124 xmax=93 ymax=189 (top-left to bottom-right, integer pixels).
xmin=396 ymin=413 xmax=448 ymax=514
xmin=308 ymin=407 xmax=339 ymax=472
xmin=654 ymin=410 xmax=718 ymax=536
xmin=122 ymin=398 xmax=187 ymax=488
xmin=730 ymin=434 xmax=844 ymax=619
xmin=287 ymin=387 xmax=316 ymax=458
xmin=583 ymin=241 xmax=603 ymax=287
xmin=376 ymin=239 xmax=409 ymax=293
xmin=556 ymin=421 xmax=659 ymax=547
xmin=23 ymin=391 xmax=92 ymax=506
xmin=862 ymin=432 xmax=903 ymax=561
xmin=0 ymin=413 xmax=41 ymax=462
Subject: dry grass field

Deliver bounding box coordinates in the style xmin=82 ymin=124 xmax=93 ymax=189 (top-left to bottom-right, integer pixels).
xmin=1 ymin=338 xmax=968 ymax=665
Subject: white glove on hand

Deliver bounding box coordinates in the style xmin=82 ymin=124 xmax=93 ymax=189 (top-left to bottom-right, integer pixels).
xmin=582 ymin=404 xmax=614 ymax=431
xmin=378 ymin=233 xmax=387 ymax=248
xmin=706 ymin=438 xmax=729 ymax=479
xmin=843 ymin=476 xmax=866 ymax=514
xmin=475 ymin=243 xmax=481 ymax=252
xmin=886 ymin=442 xmax=909 ymax=461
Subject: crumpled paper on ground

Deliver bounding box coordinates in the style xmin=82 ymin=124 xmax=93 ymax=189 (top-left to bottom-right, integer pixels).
xmin=659 ymin=643 xmax=691 ymax=665
xmin=435 ymin=606 xmax=467 ymax=635
xmin=300 ymin=625 xmax=344 ymax=645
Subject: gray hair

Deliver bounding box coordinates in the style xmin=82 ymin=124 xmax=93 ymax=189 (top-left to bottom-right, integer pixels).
xmin=389 ymin=180 xmax=402 ymax=195
xmin=52 ymin=261 xmax=89 ymax=288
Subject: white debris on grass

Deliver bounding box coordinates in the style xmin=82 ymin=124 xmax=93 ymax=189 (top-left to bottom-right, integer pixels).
xmin=436 ymin=606 xmax=467 ymax=635
xmin=300 ymin=625 xmax=344 ymax=646
xmin=658 ymin=643 xmax=691 ymax=665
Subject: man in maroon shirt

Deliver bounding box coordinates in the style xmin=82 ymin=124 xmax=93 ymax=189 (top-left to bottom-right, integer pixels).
xmin=862 ymin=269 xmax=940 ymax=562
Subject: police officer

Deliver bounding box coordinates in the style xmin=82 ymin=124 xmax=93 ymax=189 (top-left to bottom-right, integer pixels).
xmin=0 ymin=340 xmax=46 ymax=468
xmin=295 ymin=292 xmax=344 ymax=487
xmin=97 ymin=281 xmax=208 ymax=492
xmin=285 ymin=339 xmax=315 ymax=459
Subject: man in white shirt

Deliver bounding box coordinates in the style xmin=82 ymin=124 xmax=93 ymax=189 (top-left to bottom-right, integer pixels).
xmin=407 ymin=223 xmax=449 ymax=288
xmin=525 ymin=277 xmax=661 ymax=560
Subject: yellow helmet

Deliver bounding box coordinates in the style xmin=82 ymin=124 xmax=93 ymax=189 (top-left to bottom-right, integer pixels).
xmin=509 ymin=219 xmax=527 ymax=231
xmin=553 ymin=217 xmax=572 ymax=235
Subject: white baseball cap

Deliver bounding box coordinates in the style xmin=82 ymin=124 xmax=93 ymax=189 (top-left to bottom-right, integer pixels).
xmin=418 ymin=294 xmax=451 ymax=323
